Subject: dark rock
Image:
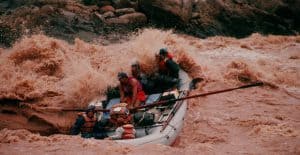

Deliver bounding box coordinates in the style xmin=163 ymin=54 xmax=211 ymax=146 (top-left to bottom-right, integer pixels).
xmin=119 ymin=12 xmax=147 ymax=24
xmin=31 ymin=6 xmax=40 ymax=14
xmin=181 ymin=0 xmax=298 ymax=38
xmin=40 ymin=5 xmax=55 ymax=14
xmin=104 ymin=12 xmax=147 ymax=25
xmin=93 ymin=12 xmax=105 ymax=23
xmin=105 ymin=17 xmax=129 ymax=25
xmin=99 ymin=5 xmax=115 ymax=13
xmin=5 ymin=0 xmax=26 ymax=8
xmin=77 ymin=30 xmax=98 ymax=42
xmin=0 ymin=1 xmax=9 ymax=15
xmin=115 ymin=8 xmax=135 ymax=16
xmin=48 ymin=16 xmax=76 ymax=34
xmin=102 ymin=11 xmax=115 ymax=19
xmin=191 ymin=12 xmax=200 ymax=19
xmin=98 ymin=1 xmax=112 ymax=7
xmin=1 ymin=0 xmax=299 ymax=48
xmin=139 ymin=0 xmax=192 ymax=23
xmin=59 ymin=9 xmax=76 ymax=22
xmin=0 ymin=1 xmax=9 ymax=10
xmin=0 ymin=25 xmax=21 ymax=47
xmin=82 ymin=0 xmax=98 ymax=6
xmin=112 ymin=0 xmax=135 ymax=9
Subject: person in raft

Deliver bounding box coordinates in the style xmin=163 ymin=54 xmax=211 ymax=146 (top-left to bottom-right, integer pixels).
xmin=70 ymin=105 xmax=107 ymax=139
xmin=131 ymin=62 xmax=155 ymax=94
xmin=105 ymin=103 xmax=136 ymax=140
xmin=154 ymin=48 xmax=180 ymax=91
xmin=70 ymin=105 xmax=97 ymax=138
xmin=118 ymin=72 xmax=146 ymax=109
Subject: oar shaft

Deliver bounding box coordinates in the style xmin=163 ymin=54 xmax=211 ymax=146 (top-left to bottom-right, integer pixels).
xmin=62 ymin=82 xmax=263 ymax=112
xmin=130 ymin=82 xmax=263 ymax=111
xmin=62 ymin=108 xmax=110 ymax=112
xmin=178 ymin=81 xmax=263 ymax=100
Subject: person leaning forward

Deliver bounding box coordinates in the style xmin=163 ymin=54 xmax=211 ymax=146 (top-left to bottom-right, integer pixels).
xmin=70 ymin=106 xmax=97 ymax=138
xmin=154 ymin=48 xmax=180 ymax=91
xmin=131 ymin=62 xmax=155 ymax=94
xmin=118 ymin=72 xmax=146 ymax=109
xmin=157 ymin=48 xmax=179 ymax=78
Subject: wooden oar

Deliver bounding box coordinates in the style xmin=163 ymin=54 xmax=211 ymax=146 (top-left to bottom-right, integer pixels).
xmin=131 ymin=81 xmax=263 ymax=112
xmin=62 ymin=81 xmax=264 ymax=112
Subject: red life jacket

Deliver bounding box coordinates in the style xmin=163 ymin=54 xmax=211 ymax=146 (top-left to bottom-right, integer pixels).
xmin=122 ymin=124 xmax=135 ymax=139
xmin=167 ymin=53 xmax=173 ymax=59
xmin=159 ymin=59 xmax=167 ymax=73
xmin=80 ymin=114 xmax=96 ymax=133
xmin=159 ymin=53 xmax=173 ymax=74
xmin=121 ymin=77 xmax=145 ymax=97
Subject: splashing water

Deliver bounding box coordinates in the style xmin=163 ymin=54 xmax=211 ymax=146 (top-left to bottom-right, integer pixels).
xmin=0 ymin=29 xmax=299 ymax=154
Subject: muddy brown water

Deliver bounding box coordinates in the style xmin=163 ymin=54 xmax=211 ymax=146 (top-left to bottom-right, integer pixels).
xmin=0 ymin=29 xmax=299 ymax=154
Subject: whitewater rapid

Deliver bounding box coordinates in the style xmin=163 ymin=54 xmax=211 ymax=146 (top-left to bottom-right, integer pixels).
xmin=0 ymin=29 xmax=299 ymax=154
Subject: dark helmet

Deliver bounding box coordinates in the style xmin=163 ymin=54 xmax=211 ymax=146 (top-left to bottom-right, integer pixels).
xmin=159 ymin=48 xmax=168 ymax=56
xmin=131 ymin=62 xmax=140 ymax=70
xmin=117 ymin=72 xmax=128 ymax=80
xmin=86 ymin=105 xmax=95 ymax=113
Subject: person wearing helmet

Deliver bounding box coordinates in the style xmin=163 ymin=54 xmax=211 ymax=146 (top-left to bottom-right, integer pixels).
xmin=131 ymin=62 xmax=146 ymax=83
xmin=70 ymin=105 xmax=106 ymax=138
xmin=131 ymin=62 xmax=154 ymax=94
xmin=158 ymin=48 xmax=179 ymax=78
xmin=118 ymin=72 xmax=146 ymax=109
xmin=154 ymin=48 xmax=180 ymax=91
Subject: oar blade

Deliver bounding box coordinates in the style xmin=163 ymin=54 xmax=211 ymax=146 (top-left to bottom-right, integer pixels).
xmin=189 ymin=77 xmax=204 ymax=90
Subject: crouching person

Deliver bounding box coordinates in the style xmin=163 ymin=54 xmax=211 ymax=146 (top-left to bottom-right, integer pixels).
xmin=153 ymin=48 xmax=180 ymax=92
xmin=106 ymin=103 xmax=136 ymax=140
xmin=70 ymin=105 xmax=106 ymax=138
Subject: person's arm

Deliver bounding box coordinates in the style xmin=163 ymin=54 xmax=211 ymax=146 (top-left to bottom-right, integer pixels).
xmin=130 ymin=79 xmax=138 ymax=107
xmin=119 ymin=85 xmax=125 ymax=102
xmin=70 ymin=116 xmax=85 ymax=135
xmin=109 ymin=127 xmax=124 ymax=140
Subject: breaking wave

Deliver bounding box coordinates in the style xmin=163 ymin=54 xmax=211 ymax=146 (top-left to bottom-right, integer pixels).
xmin=0 ymin=29 xmax=299 ymax=154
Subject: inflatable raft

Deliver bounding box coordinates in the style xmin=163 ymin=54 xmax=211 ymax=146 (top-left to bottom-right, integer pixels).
xmin=90 ymin=70 xmax=191 ymax=146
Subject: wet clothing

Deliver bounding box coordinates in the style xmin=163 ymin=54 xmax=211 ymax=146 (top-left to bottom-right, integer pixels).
xmin=155 ymin=57 xmax=180 ymax=92
xmin=123 ymin=91 xmax=146 ymax=105
xmin=80 ymin=114 xmax=96 ymax=134
xmin=70 ymin=114 xmax=107 ymax=139
xmin=158 ymin=58 xmax=179 ymax=78
xmin=120 ymin=77 xmax=146 ymax=103
xmin=133 ymin=73 xmax=148 ymax=88
xmin=121 ymin=77 xmax=143 ymax=96
xmin=132 ymin=72 xmax=155 ymax=94
xmin=110 ymin=124 xmax=136 ymax=140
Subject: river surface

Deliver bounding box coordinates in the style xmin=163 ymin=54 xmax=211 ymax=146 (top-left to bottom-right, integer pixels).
xmin=0 ymin=29 xmax=299 ymax=154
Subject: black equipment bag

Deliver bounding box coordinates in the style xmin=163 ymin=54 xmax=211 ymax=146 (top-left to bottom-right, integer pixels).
xmin=159 ymin=93 xmax=176 ymax=105
xmin=133 ymin=112 xmax=155 ymax=126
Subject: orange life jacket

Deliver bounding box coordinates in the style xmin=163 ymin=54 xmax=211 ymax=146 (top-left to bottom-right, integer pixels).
xmin=80 ymin=114 xmax=96 ymax=133
xmin=122 ymin=124 xmax=135 ymax=139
